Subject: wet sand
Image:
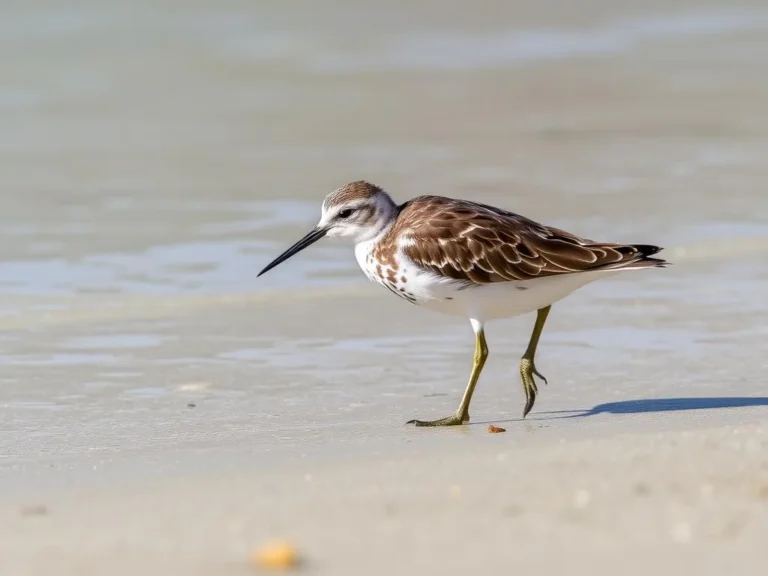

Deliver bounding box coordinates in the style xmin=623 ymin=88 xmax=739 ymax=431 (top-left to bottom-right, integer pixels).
xmin=2 ymin=259 xmax=767 ymax=574
xmin=2 ymin=0 xmax=768 ymax=573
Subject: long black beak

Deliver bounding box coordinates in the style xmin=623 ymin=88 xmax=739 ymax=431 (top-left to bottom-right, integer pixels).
xmin=257 ymin=227 xmax=328 ymax=277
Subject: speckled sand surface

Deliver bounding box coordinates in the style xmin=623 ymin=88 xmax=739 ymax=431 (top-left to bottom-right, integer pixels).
xmin=3 ymin=422 xmax=768 ymax=575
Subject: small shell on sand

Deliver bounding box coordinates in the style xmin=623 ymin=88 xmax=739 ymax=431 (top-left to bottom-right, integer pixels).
xmin=488 ymin=425 xmax=506 ymax=433
xmin=253 ymin=540 xmax=300 ymax=570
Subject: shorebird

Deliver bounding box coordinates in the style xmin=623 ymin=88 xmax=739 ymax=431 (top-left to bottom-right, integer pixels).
xmin=258 ymin=181 xmax=667 ymax=427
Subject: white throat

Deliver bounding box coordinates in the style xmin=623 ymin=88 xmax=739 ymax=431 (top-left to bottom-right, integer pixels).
xmin=353 ymin=220 xmax=395 ymax=281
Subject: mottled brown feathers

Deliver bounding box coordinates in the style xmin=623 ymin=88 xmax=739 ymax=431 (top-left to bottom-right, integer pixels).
xmin=374 ymin=195 xmax=666 ymax=285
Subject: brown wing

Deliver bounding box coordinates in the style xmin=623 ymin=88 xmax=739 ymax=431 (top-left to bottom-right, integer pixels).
xmin=390 ymin=196 xmax=663 ymax=285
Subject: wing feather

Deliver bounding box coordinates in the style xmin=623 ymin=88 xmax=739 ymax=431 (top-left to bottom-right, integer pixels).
xmin=389 ymin=196 xmax=663 ymax=285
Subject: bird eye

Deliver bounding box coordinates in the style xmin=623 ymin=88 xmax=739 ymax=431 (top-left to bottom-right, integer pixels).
xmin=338 ymin=208 xmax=354 ymax=219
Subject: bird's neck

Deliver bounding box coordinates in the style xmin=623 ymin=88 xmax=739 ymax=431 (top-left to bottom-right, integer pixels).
xmin=355 ymin=193 xmax=398 ymax=244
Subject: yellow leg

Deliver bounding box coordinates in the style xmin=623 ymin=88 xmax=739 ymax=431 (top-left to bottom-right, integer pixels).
xmin=407 ymin=325 xmax=489 ymax=427
xmin=520 ymin=305 xmax=551 ymax=418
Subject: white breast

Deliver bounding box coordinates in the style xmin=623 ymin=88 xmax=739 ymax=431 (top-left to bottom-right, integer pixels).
xmin=354 ymin=240 xmax=377 ymax=282
xmin=354 ymin=240 xmax=428 ymax=304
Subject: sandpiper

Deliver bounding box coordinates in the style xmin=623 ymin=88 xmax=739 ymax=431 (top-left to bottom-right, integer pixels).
xmin=258 ymin=181 xmax=667 ymax=427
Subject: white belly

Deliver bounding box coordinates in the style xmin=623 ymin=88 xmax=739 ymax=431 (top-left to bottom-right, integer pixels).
xmin=354 ymin=241 xmax=618 ymax=321
xmin=417 ymin=270 xmax=618 ymax=321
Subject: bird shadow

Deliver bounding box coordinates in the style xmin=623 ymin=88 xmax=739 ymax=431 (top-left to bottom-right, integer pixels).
xmin=539 ymin=396 xmax=768 ymax=420
xmin=475 ymin=396 xmax=768 ymax=425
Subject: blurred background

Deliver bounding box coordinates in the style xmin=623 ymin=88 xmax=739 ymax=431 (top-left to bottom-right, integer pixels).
xmin=2 ymin=0 xmax=767 ymax=296
xmin=1 ymin=0 xmax=767 ymax=487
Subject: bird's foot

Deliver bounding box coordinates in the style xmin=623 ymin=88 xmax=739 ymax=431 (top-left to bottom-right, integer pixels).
xmin=406 ymin=411 xmax=469 ymax=427
xmin=520 ymin=357 xmax=547 ymax=418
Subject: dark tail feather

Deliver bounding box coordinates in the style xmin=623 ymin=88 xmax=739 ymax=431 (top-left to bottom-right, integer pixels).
xmin=628 ymin=244 xmax=669 ymax=268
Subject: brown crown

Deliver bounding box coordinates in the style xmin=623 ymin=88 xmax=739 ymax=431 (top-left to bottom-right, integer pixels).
xmin=324 ymin=181 xmax=385 ymax=210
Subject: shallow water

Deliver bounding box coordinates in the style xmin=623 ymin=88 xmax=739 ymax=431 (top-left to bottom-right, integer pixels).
xmin=1 ymin=0 xmax=768 ymax=489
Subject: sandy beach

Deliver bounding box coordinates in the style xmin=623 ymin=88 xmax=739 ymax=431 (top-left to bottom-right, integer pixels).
xmin=2 ymin=0 xmax=768 ymax=573
xmin=3 ymin=422 xmax=768 ymax=575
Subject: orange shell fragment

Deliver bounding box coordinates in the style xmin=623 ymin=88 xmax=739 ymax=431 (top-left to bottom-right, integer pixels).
xmin=253 ymin=540 xmax=300 ymax=570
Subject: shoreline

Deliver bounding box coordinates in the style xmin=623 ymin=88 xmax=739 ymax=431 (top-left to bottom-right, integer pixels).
xmin=1 ymin=228 xmax=766 ymax=333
